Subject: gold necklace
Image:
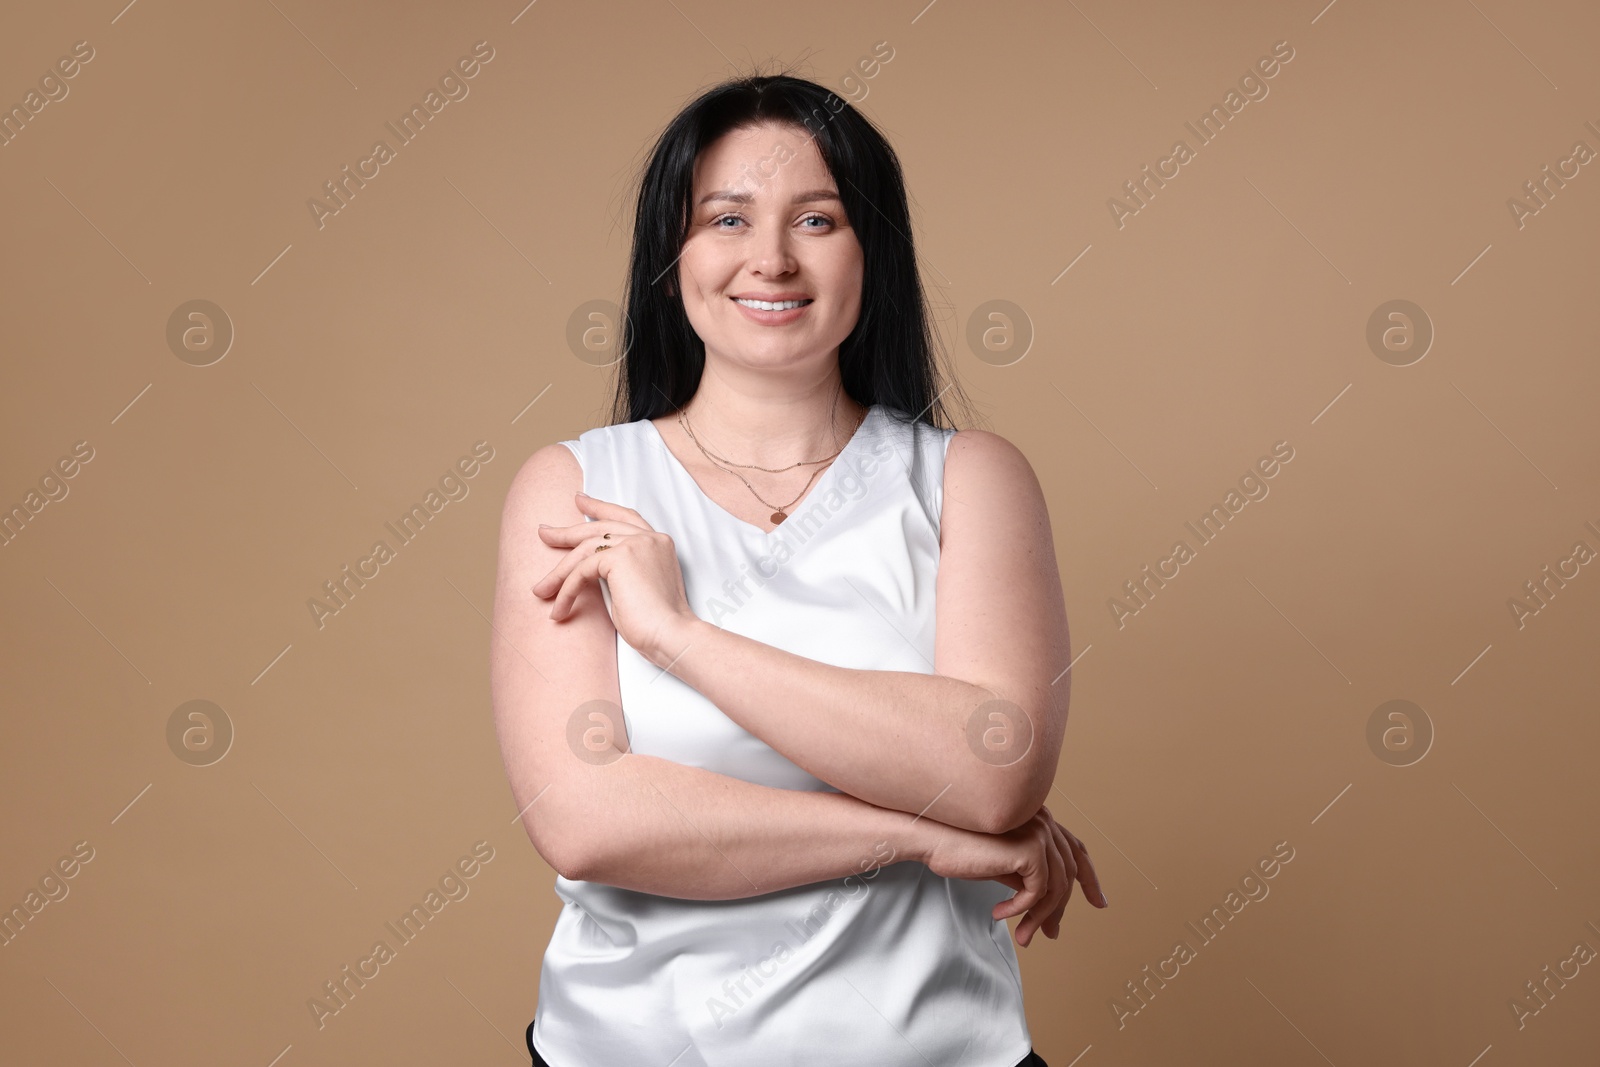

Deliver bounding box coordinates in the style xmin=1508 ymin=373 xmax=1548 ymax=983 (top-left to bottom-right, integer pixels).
xmin=682 ymin=384 xmax=848 ymax=473
xmin=677 ymin=401 xmax=864 ymax=526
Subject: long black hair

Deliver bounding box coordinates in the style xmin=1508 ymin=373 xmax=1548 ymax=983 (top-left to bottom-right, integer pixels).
xmin=606 ymin=69 xmax=976 ymax=432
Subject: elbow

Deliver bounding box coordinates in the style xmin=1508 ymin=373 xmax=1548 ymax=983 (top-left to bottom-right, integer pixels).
xmin=521 ymin=814 xmax=593 ymax=882
xmin=982 ymin=769 xmax=1054 ymax=835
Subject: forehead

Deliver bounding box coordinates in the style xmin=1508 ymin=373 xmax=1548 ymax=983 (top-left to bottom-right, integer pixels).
xmin=691 ymin=122 xmax=834 ymax=194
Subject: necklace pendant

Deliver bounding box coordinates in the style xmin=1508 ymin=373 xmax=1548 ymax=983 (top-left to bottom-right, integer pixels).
xmin=770 ymin=510 xmax=787 ymax=525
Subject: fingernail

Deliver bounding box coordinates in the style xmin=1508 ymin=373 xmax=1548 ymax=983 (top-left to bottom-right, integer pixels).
xmin=576 ymin=491 xmax=590 ymax=498
xmin=538 ymin=523 xmax=550 ymax=529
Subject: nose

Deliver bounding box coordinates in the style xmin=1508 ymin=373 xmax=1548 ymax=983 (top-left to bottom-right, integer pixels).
xmin=749 ymin=218 xmax=798 ymax=277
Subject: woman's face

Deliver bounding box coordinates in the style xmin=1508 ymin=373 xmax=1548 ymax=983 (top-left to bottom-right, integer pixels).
xmin=677 ymin=122 xmax=864 ymax=374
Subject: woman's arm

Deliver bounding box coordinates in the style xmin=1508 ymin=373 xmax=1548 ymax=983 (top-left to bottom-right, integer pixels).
xmin=491 ymin=442 xmax=1015 ymax=900
xmin=632 ymin=429 xmax=1073 ymax=835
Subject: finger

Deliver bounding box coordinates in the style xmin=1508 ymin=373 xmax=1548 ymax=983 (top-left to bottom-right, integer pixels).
xmin=1024 ymin=824 xmax=1069 ymax=947
xmin=537 ymin=518 xmax=640 ymax=548
xmin=993 ymin=850 xmax=1046 ymax=930
xmin=1069 ymin=835 xmax=1109 ymax=908
xmin=575 ymin=493 xmax=655 ymax=531
xmin=1013 ymin=832 xmax=1061 ymax=948
xmin=1043 ymin=821 xmax=1074 ymax=939
xmin=533 ymin=527 xmax=633 ymax=597
xmin=547 ymin=541 xmax=610 ymax=620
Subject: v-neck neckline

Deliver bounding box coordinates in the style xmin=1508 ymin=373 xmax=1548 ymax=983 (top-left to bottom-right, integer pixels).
xmin=643 ymin=404 xmax=880 ymax=537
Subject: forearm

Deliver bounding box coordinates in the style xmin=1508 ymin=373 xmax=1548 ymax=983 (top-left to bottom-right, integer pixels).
xmin=647 ymin=617 xmax=1034 ymax=833
xmin=538 ymin=751 xmax=937 ymax=900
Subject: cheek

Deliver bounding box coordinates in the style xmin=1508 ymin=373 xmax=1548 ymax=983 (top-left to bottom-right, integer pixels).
xmin=678 ymin=241 xmax=734 ymax=295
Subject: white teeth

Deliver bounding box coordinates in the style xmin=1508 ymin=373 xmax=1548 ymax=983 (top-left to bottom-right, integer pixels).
xmin=734 ymin=297 xmax=811 ymax=311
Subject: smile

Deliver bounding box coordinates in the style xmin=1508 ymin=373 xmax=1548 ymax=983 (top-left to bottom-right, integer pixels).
xmin=732 ymin=297 xmax=813 ymax=310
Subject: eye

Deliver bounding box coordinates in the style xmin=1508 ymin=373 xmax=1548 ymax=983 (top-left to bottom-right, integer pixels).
xmin=799 ymin=214 xmax=835 ymax=230
xmin=711 ymin=213 xmax=745 ymax=229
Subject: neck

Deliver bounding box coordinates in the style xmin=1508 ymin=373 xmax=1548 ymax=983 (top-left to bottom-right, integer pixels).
xmin=677 ymin=374 xmax=866 ymax=466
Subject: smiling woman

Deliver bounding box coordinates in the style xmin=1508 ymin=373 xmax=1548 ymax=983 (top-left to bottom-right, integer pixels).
xmin=491 ymin=69 xmax=1104 ymax=1067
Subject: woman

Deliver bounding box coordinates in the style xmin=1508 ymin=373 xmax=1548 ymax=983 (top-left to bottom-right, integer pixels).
xmin=491 ymin=72 xmax=1106 ymax=1067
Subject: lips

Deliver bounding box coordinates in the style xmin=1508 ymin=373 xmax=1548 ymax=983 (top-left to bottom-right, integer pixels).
xmin=730 ymin=295 xmax=814 ymax=324
xmin=731 ymin=295 xmax=813 ymax=310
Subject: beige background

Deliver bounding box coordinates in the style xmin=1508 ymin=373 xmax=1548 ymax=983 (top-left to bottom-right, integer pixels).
xmin=3 ymin=0 xmax=1598 ymax=1064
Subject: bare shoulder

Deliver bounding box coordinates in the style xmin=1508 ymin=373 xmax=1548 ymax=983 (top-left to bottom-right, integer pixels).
xmin=500 ymin=441 xmax=585 ymax=528
xmin=943 ymin=427 xmax=1045 ymax=505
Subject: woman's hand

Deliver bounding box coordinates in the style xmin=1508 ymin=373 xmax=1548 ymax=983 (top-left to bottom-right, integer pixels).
xmin=921 ymin=805 xmax=1107 ymax=948
xmin=532 ymin=492 xmax=700 ymax=665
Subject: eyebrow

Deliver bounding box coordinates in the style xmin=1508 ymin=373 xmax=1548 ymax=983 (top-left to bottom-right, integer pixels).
xmin=697 ymin=188 xmax=842 ymax=206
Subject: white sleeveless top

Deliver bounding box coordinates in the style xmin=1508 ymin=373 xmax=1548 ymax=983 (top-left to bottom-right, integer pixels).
xmin=532 ymin=403 xmax=1033 ymax=1067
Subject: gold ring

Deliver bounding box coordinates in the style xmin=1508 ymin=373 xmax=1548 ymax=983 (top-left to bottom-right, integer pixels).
xmin=594 ymin=544 xmax=612 ymax=552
